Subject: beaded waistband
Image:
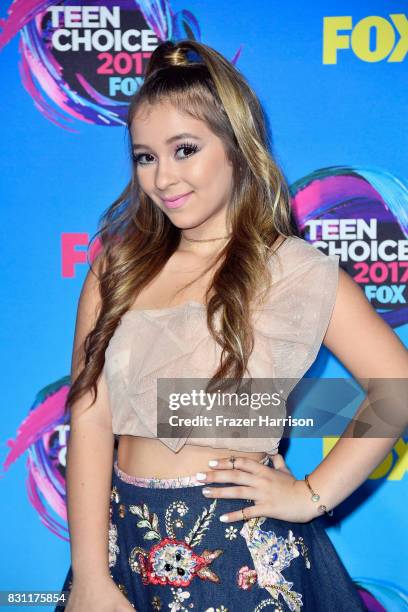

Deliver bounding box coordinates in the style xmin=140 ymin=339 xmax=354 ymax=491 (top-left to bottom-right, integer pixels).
xmin=113 ymin=454 xmax=270 ymax=489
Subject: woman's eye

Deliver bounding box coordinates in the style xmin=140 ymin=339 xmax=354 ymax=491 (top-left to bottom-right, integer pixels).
xmin=133 ymin=142 xmax=199 ymax=166
xmin=175 ymin=143 xmax=199 ymax=159
xmin=133 ymin=153 xmax=154 ymax=165
xmin=133 ymin=153 xmax=151 ymax=166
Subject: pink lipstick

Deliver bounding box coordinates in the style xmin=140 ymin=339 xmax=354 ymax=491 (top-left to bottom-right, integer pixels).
xmin=162 ymin=191 xmax=193 ymax=209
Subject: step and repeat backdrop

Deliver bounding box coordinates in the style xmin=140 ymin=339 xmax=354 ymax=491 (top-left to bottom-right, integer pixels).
xmin=1 ymin=0 xmax=407 ymax=610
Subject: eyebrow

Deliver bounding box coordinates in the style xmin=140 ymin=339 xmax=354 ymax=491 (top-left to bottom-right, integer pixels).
xmin=132 ymin=132 xmax=202 ymax=151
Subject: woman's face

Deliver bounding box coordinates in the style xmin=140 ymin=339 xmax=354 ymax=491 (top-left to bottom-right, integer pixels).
xmin=130 ymin=100 xmax=234 ymax=233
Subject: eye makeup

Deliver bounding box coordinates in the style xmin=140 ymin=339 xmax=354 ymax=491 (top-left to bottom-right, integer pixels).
xmin=132 ymin=141 xmax=200 ymax=166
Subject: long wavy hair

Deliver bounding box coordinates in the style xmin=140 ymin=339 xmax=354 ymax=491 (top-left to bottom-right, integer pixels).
xmin=65 ymin=39 xmax=297 ymax=416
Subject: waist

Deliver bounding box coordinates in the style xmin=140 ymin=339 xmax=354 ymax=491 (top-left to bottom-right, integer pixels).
xmin=116 ymin=435 xmax=270 ymax=479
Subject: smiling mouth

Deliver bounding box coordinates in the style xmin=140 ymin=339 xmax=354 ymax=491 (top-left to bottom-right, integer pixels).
xmin=161 ymin=192 xmax=193 ymax=209
xmin=163 ymin=191 xmax=192 ymax=202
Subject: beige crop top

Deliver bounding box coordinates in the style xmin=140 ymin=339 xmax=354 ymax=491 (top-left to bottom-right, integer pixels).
xmin=103 ymin=236 xmax=340 ymax=454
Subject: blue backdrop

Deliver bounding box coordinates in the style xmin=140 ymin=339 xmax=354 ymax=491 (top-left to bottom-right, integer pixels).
xmin=1 ymin=1 xmax=407 ymax=610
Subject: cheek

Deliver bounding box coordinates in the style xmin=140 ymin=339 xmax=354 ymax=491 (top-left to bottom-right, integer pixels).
xmin=207 ymin=162 xmax=234 ymax=199
xmin=137 ymin=169 xmax=154 ymax=193
xmin=192 ymin=154 xmax=232 ymax=192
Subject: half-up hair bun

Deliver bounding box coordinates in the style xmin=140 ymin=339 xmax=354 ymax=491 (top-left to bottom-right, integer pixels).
xmin=145 ymin=40 xmax=205 ymax=79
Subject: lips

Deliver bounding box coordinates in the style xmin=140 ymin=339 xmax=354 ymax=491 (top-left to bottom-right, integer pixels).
xmin=161 ymin=191 xmax=193 ymax=209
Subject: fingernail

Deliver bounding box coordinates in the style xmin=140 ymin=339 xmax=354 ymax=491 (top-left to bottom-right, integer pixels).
xmin=219 ymin=514 xmax=228 ymax=522
xmin=196 ymin=472 xmax=207 ymax=480
xmin=202 ymin=488 xmax=211 ymax=495
xmin=208 ymin=460 xmax=218 ymax=467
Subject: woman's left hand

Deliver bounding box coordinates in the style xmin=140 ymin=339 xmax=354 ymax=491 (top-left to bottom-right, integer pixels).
xmin=196 ymin=455 xmax=316 ymax=523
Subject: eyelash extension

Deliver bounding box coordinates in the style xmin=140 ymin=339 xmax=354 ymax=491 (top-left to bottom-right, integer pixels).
xmin=132 ymin=141 xmax=200 ymax=165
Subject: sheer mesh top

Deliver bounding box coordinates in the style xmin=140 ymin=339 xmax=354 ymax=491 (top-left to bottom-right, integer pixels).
xmin=103 ymin=236 xmax=340 ymax=454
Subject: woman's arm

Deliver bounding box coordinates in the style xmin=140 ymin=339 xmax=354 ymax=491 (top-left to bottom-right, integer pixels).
xmin=189 ymin=267 xmax=408 ymax=524
xmin=66 ymin=256 xmax=115 ymax=581
xmin=302 ymin=268 xmax=408 ymax=517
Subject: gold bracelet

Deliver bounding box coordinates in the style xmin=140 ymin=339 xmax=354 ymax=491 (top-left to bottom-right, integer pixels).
xmin=304 ymin=474 xmax=334 ymax=517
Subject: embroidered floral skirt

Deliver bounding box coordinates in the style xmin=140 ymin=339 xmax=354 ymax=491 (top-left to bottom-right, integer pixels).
xmin=55 ymin=457 xmax=367 ymax=612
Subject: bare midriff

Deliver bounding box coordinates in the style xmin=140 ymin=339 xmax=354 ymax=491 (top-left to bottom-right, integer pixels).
xmin=117 ymin=435 xmax=267 ymax=478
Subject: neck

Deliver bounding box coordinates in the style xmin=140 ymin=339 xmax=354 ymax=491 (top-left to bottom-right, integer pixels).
xmin=178 ymin=230 xmax=232 ymax=258
xmin=181 ymin=233 xmax=232 ymax=243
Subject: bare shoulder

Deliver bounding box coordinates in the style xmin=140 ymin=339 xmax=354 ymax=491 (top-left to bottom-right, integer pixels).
xmin=323 ymin=267 xmax=408 ymax=379
xmin=69 ymin=251 xmax=113 ymax=429
xmin=78 ymin=252 xmax=106 ymax=310
xmin=71 ymin=252 xmax=106 ymax=380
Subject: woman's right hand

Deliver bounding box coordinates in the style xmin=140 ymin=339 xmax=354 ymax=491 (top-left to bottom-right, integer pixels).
xmin=64 ymin=574 xmax=135 ymax=611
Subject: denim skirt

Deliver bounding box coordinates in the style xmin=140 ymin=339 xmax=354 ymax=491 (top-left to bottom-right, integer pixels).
xmin=55 ymin=456 xmax=367 ymax=612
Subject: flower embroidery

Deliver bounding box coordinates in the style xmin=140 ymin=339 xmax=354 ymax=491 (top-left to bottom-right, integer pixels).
xmin=168 ymin=587 xmax=192 ymax=611
xmin=224 ymin=526 xmax=238 ymax=540
xmin=129 ymin=502 xmax=161 ymax=541
xmin=108 ymin=506 xmax=120 ymax=568
xmin=240 ymin=524 xmax=310 ymax=611
xmin=108 ymin=521 xmax=120 ymax=568
xmin=139 ymin=537 xmax=209 ymax=586
xmin=128 ymin=499 xmax=223 ymax=587
xmin=237 ymin=565 xmax=257 ymax=590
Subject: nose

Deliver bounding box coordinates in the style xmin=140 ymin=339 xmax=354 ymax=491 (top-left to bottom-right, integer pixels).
xmin=154 ymin=159 xmax=179 ymax=192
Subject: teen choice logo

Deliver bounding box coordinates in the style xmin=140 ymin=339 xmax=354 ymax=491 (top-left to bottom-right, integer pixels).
xmin=291 ymin=165 xmax=408 ymax=328
xmin=0 ymin=0 xmax=203 ymax=128
xmin=2 ymin=377 xmax=71 ymax=541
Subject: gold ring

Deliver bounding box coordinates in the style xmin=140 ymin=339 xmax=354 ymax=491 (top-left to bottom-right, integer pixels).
xmin=229 ymin=455 xmax=236 ymax=469
xmin=241 ymin=507 xmax=247 ymax=521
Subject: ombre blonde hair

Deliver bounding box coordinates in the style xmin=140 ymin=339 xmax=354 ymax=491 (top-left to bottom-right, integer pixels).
xmin=65 ymin=39 xmax=297 ymax=415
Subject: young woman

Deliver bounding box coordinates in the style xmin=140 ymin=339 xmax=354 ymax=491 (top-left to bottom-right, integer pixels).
xmin=55 ymin=40 xmax=407 ymax=611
